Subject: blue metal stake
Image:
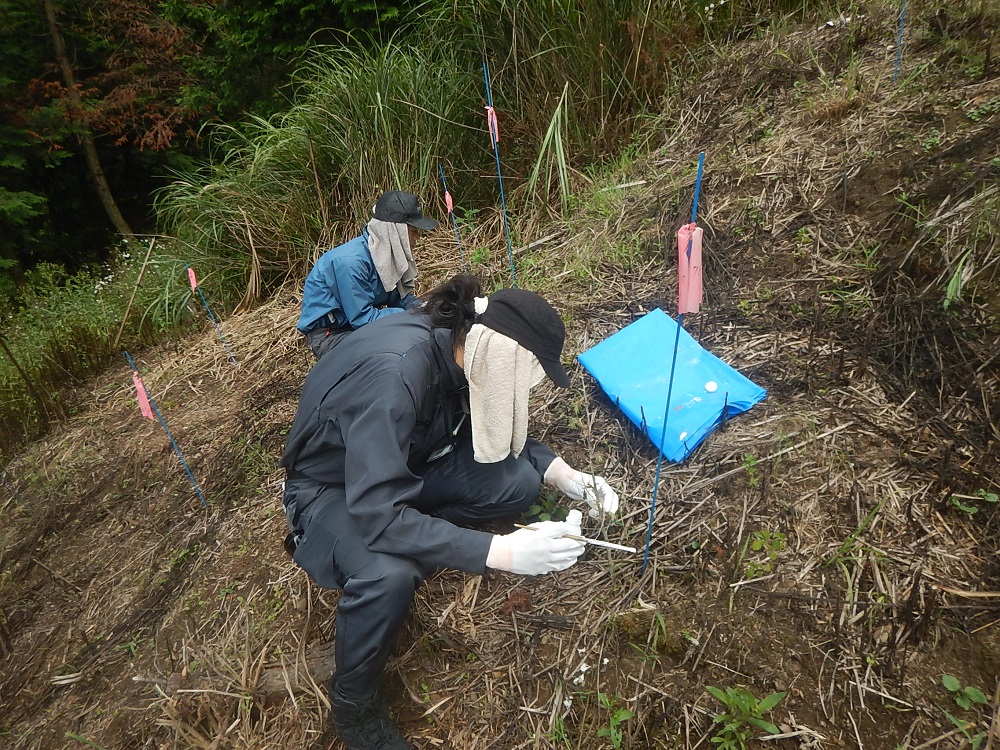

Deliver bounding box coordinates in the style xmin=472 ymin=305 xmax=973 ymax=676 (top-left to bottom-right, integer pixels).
xmin=482 ymin=62 xmax=516 ymax=288
xmin=125 ymin=352 xmax=207 ymax=507
xmin=691 ymin=153 xmax=706 ymax=225
xmin=186 ymin=264 xmax=237 ymax=367
xmin=641 ymin=311 xmax=684 ymax=574
xmin=438 ymin=163 xmax=468 ymax=271
xmin=642 ymin=152 xmax=706 ymax=574
xmin=893 ymin=0 xmax=909 ymax=82
xmin=1 ymin=469 xmax=24 ymax=505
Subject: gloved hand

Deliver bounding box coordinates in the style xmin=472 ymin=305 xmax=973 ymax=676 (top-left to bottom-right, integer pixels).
xmin=486 ymin=518 xmax=585 ymax=576
xmin=565 ymin=509 xmax=583 ymax=535
xmin=544 ymin=456 xmax=620 ymax=518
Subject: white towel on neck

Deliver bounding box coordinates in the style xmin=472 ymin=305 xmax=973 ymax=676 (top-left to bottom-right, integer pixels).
xmin=367 ymin=218 xmax=417 ymax=296
xmin=464 ymin=323 xmax=545 ymax=463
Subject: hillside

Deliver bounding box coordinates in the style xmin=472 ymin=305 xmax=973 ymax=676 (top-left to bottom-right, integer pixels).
xmin=2 ymin=6 xmax=1000 ymax=750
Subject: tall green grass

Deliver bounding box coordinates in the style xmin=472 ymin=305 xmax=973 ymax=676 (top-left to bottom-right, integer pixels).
xmin=157 ymin=38 xmax=480 ymax=287
xmin=0 ymin=239 xmax=230 ymax=456
xmin=155 ymin=1 xmax=694 ymax=286
xmin=156 ymin=0 xmax=840 ymax=292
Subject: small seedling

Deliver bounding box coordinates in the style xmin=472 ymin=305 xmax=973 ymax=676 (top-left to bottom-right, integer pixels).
xmin=741 ymin=453 xmax=759 ymax=488
xmin=706 ymin=685 xmax=785 ymax=750
xmin=469 ymin=246 xmax=490 ymax=265
xmin=948 ymin=489 xmax=998 ymax=515
xmin=744 ymin=530 xmax=786 ymax=579
xmin=943 ymin=253 xmax=970 ymax=311
xmin=941 ymin=674 xmax=989 ymax=710
xmin=921 ymin=128 xmax=942 ymax=152
xmin=825 ymin=496 xmax=888 ymax=566
xmin=523 ymin=489 xmax=568 ymax=522
xmin=943 ymin=710 xmax=986 ymax=750
xmin=596 ymin=692 xmax=634 ymax=749
xmin=65 ymin=732 xmax=110 ymax=750
xmin=544 ymin=715 xmax=573 ymax=749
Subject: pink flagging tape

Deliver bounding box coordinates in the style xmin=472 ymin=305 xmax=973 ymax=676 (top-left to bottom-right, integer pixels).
xmin=677 ymin=223 xmax=704 ymax=314
xmin=485 ymin=106 xmax=500 ymax=144
xmin=445 ymin=190 xmax=454 ymax=214
xmin=187 ymin=267 xmax=198 ymax=292
xmin=132 ymin=371 xmax=155 ymax=420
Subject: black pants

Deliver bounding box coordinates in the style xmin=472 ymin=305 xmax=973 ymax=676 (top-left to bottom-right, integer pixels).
xmin=283 ymin=437 xmax=550 ymax=701
xmin=303 ymin=326 xmax=351 ymax=360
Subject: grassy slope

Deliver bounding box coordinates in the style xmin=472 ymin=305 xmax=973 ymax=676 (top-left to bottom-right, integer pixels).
xmin=2 ymin=6 xmax=1000 ymax=750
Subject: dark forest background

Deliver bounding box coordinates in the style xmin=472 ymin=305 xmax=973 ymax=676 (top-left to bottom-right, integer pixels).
xmin=0 ymin=0 xmax=403 ymax=295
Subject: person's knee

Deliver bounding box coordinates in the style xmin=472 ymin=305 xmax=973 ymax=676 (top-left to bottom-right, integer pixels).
xmin=362 ymin=556 xmax=425 ymax=601
xmin=507 ymin=459 xmax=542 ymax=509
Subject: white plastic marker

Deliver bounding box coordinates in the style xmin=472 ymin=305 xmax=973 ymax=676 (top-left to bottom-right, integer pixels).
xmin=705 ymin=381 xmax=718 ymax=392
xmin=514 ymin=524 xmax=638 ymax=553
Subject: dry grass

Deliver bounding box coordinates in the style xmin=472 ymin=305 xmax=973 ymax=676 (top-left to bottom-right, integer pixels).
xmin=3 ymin=7 xmax=1000 ymax=750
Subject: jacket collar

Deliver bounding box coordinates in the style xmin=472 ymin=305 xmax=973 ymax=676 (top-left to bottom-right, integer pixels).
xmin=430 ymin=325 xmax=468 ymax=393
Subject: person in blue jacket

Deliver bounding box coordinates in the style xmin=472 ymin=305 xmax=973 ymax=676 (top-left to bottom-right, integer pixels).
xmin=280 ymin=274 xmax=621 ymax=750
xmin=296 ymin=190 xmax=438 ymax=359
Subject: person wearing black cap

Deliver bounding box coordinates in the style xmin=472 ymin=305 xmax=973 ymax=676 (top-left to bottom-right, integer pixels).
xmin=296 ymin=190 xmax=438 ymax=359
xmin=279 ymin=274 xmax=620 ymax=750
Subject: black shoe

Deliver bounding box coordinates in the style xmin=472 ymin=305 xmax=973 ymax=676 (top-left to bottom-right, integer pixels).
xmin=330 ymin=692 xmax=411 ymax=750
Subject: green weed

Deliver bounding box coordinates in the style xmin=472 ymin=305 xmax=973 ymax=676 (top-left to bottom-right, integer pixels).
xmin=944 ymin=252 xmax=971 ymax=310
xmin=742 ymin=453 xmax=759 ymax=488
xmin=826 ymin=496 xmax=888 ymax=566
xmin=545 ymin=715 xmax=574 ymax=749
xmin=469 ymin=246 xmax=491 ymax=266
xmin=65 ymin=733 xmax=109 ymax=750
xmin=943 ymin=710 xmax=986 ymax=750
xmin=596 ymin=692 xmax=634 ymax=749
xmin=170 ymin=545 xmax=198 ymax=568
xmin=743 ymin=530 xmax=786 ymax=579
xmin=948 ymin=489 xmax=998 ymax=516
xmin=527 ymin=82 xmax=571 ymax=215
xmin=895 ymin=193 xmax=926 ymax=225
xmin=523 ymin=489 xmax=568 ymax=523
xmin=942 ymin=674 xmax=989 ymax=710
xmin=706 ymin=685 xmax=785 ymax=750
xmin=114 ymin=631 xmax=146 ymax=659
xmin=967 ymin=97 xmax=1000 ymax=122
xmin=921 ymin=128 xmax=943 ymax=152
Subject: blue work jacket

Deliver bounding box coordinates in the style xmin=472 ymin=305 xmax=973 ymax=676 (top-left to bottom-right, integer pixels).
xmin=296 ymin=228 xmax=416 ymax=334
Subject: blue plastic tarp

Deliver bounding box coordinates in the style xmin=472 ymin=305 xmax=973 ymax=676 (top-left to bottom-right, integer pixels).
xmin=577 ymin=308 xmax=766 ymax=462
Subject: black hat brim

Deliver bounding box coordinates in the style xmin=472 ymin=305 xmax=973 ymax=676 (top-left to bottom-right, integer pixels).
xmin=540 ymin=356 xmax=570 ymax=388
xmin=406 ymin=216 xmax=438 ymax=231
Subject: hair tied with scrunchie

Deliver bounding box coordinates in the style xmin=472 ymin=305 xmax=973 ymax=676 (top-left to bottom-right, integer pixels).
xmin=473 ymin=296 xmax=489 ymax=322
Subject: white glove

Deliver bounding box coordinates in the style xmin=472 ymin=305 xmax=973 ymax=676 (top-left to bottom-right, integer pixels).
xmin=486 ymin=519 xmax=585 ymax=576
xmin=544 ymin=456 xmax=620 ymax=518
xmin=565 ymin=509 xmax=583 ymax=535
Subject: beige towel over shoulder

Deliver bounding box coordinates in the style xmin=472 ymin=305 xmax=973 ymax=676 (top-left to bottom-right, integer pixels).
xmin=465 ymin=323 xmax=545 ymax=463
xmin=367 ymin=218 xmax=417 ymax=297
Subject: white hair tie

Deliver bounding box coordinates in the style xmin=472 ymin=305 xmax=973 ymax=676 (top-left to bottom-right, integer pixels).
xmin=474 ymin=296 xmax=489 ymax=315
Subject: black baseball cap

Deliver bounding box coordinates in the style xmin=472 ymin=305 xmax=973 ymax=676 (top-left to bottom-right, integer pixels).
xmin=373 ymin=190 xmax=438 ymax=231
xmin=478 ymin=289 xmax=570 ymax=388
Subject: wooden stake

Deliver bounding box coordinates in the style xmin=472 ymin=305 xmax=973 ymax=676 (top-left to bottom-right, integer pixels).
xmin=514 ymin=524 xmax=637 ymax=553
xmin=113 ymin=237 xmax=156 ymax=349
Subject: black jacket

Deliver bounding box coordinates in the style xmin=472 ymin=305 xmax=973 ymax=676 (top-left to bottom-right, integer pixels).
xmin=280 ymin=313 xmax=494 ymax=572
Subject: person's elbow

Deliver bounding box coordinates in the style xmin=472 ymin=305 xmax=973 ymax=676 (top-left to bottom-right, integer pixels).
xmin=399 ymin=293 xmax=422 ymax=310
